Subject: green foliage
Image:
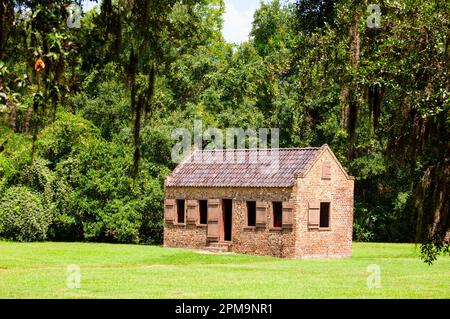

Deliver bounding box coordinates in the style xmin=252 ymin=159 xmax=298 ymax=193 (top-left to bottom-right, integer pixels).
xmin=140 ymin=124 xmax=174 ymax=166
xmin=46 ymin=176 xmax=80 ymax=241
xmin=0 ymin=125 xmax=32 ymax=188
xmin=0 ymin=108 xmax=167 ymax=244
xmin=19 ymin=157 xmax=54 ymax=193
xmin=421 ymin=243 xmax=450 ymax=266
xmin=0 ymin=0 xmax=447 ymax=263
xmin=353 ymin=205 xmax=375 ymax=242
xmin=39 ymin=117 xmax=168 ymax=244
xmin=70 ymin=64 xmax=131 ymax=140
xmin=37 ymin=112 xmax=100 ymax=165
xmin=291 ymin=0 xmax=449 ymax=259
xmin=0 ymin=186 xmax=52 ymax=242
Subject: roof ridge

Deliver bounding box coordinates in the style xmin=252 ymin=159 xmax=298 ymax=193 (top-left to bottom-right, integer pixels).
xmin=192 ymin=147 xmax=321 ymax=152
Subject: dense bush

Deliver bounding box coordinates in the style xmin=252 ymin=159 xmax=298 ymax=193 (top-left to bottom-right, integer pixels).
xmin=69 ymin=65 xmax=131 ymax=140
xmin=140 ymin=124 xmax=174 ymax=166
xmin=0 ymin=186 xmax=52 ymax=242
xmin=0 ymin=110 xmax=168 ymax=244
xmin=19 ymin=158 xmax=54 ymax=193
xmin=37 ymin=112 xmax=100 ymax=166
xmin=57 ymin=138 xmax=167 ymax=243
xmin=0 ymin=125 xmax=33 ymax=188
xmin=34 ymin=114 xmax=168 ymax=243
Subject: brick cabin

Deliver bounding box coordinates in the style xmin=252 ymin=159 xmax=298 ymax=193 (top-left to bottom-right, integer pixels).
xmin=163 ymin=145 xmax=355 ymax=258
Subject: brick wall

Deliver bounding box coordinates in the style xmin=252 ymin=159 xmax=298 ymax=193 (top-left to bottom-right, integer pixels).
xmin=164 ymin=187 xmax=298 ymax=258
xmin=295 ymin=148 xmax=354 ymax=258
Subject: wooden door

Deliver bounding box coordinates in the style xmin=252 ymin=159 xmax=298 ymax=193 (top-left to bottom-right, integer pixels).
xmin=207 ymin=199 xmax=221 ymax=242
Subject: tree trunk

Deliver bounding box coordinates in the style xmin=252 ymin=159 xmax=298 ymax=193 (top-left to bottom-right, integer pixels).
xmin=343 ymin=12 xmax=361 ymax=160
xmin=145 ymin=64 xmax=155 ymax=121
xmin=0 ymin=0 xmax=14 ymax=60
xmin=132 ymin=94 xmax=143 ymax=178
xmin=30 ymin=96 xmax=41 ymax=162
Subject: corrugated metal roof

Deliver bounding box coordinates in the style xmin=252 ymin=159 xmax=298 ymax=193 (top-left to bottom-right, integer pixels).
xmin=165 ymin=147 xmax=323 ymax=188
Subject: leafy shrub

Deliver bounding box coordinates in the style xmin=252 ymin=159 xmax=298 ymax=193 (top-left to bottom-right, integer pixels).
xmin=53 ymin=135 xmax=168 ymax=244
xmin=0 ymin=108 xmax=180 ymax=245
xmin=137 ymin=176 xmax=165 ymax=244
xmin=141 ymin=124 xmax=173 ymax=165
xmin=0 ymin=125 xmax=32 ymax=187
xmin=352 ymin=205 xmax=375 ymax=242
xmin=19 ymin=158 xmax=54 ymax=193
xmin=45 ymin=173 xmax=82 ymax=241
xmin=70 ymin=79 xmax=130 ymax=140
xmin=0 ymin=186 xmax=52 ymax=241
xmin=37 ymin=112 xmax=100 ymax=165
xmin=100 ymin=200 xmax=142 ymax=243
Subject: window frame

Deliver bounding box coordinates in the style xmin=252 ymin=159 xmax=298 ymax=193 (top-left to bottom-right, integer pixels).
xmin=176 ymin=199 xmax=186 ymax=225
xmin=319 ymin=202 xmax=331 ymax=229
xmin=198 ymin=199 xmax=208 ymax=226
xmin=271 ymin=201 xmax=283 ymax=229
xmin=246 ymin=201 xmax=257 ymax=228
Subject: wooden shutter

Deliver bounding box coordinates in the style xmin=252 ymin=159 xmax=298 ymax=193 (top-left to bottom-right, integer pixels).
xmin=164 ymin=199 xmax=175 ymax=223
xmin=308 ymin=201 xmax=320 ymax=229
xmin=256 ymin=201 xmax=267 ymax=227
xmin=207 ymin=199 xmax=221 ymax=241
xmin=282 ymin=200 xmax=293 ymax=228
xmin=186 ymin=200 xmax=198 ymax=224
xmin=322 ymin=161 xmax=331 ymax=180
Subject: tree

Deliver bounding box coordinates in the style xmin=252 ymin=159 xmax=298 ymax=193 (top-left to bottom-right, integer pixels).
xmin=0 ymin=0 xmax=15 ymax=60
xmin=293 ymin=0 xmax=449 ymax=262
xmin=115 ymin=0 xmax=221 ymax=177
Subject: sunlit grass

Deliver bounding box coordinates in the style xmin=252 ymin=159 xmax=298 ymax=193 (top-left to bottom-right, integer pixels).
xmin=0 ymin=242 xmax=448 ymax=298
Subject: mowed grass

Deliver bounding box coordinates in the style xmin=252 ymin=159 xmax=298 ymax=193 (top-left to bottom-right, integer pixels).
xmin=0 ymin=242 xmax=448 ymax=298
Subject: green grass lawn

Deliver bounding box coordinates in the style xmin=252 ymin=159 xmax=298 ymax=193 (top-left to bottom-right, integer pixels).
xmin=0 ymin=242 xmax=448 ymax=298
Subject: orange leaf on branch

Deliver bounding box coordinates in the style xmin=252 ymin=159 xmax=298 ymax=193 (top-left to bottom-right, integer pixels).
xmin=34 ymin=58 xmax=45 ymax=72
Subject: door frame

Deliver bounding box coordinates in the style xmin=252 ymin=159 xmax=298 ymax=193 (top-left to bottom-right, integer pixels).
xmin=221 ymin=198 xmax=233 ymax=242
